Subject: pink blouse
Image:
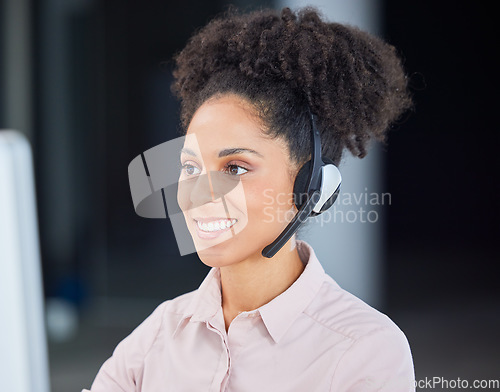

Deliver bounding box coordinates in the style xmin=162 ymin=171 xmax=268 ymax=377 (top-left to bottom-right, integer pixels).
xmin=83 ymin=240 xmax=415 ymax=391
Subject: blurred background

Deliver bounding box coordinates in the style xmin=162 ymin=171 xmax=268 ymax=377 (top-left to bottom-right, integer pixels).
xmin=0 ymin=0 xmax=498 ymax=391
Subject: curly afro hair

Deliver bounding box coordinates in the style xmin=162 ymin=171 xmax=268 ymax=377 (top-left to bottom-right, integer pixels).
xmin=171 ymin=6 xmax=412 ymax=167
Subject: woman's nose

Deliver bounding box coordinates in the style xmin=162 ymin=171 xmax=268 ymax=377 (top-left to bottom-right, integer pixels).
xmin=180 ymin=171 xmax=241 ymax=209
xmin=189 ymin=172 xmax=216 ymax=207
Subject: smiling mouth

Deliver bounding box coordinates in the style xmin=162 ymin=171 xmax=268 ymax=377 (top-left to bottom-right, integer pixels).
xmin=194 ymin=218 xmax=237 ymax=233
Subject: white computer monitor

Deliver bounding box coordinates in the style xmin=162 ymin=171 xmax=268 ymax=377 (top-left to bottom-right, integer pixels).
xmin=0 ymin=130 xmax=50 ymax=392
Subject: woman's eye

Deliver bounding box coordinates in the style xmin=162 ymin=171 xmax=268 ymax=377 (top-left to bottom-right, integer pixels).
xmin=182 ymin=163 xmax=201 ymax=176
xmin=224 ymin=164 xmax=248 ymax=176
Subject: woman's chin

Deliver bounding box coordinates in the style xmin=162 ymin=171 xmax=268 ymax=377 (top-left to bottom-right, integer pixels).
xmin=197 ymin=249 xmax=238 ymax=268
xmin=194 ymin=239 xmax=252 ymax=268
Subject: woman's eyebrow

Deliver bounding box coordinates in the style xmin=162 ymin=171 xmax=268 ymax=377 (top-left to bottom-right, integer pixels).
xmin=180 ymin=147 xmax=198 ymax=157
xmin=218 ymin=147 xmax=264 ymax=158
xmin=180 ymin=146 xmax=264 ymax=158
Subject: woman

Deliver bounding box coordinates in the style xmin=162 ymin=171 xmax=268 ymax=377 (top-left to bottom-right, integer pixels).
xmin=84 ymin=6 xmax=414 ymax=391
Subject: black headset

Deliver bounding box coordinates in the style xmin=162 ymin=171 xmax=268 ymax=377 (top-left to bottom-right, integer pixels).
xmin=261 ymin=113 xmax=342 ymax=258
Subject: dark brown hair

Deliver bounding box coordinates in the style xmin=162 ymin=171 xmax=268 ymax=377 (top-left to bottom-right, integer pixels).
xmin=171 ymin=6 xmax=412 ymax=167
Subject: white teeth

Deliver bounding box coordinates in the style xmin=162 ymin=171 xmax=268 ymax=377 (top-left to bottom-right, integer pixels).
xmin=197 ymin=219 xmax=237 ymax=232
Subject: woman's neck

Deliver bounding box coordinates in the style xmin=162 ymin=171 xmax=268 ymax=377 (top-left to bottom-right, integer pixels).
xmin=220 ymin=237 xmax=305 ymax=331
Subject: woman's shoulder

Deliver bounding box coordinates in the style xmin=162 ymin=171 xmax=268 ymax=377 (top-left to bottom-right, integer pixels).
xmin=115 ymin=289 xmax=198 ymax=349
xmin=94 ymin=290 xmax=199 ymax=365
xmin=303 ymin=277 xmax=415 ymax=390
xmin=158 ymin=289 xmax=198 ymax=316
xmin=131 ymin=289 xmax=197 ymax=340
xmin=304 ymin=276 xmax=408 ymax=343
xmin=301 ymin=277 xmax=415 ymax=389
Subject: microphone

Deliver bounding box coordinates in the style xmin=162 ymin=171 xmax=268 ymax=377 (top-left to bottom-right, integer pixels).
xmin=261 ymin=190 xmax=321 ymax=258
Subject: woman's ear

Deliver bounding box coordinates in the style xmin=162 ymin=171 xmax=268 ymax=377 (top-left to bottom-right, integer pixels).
xmin=292 ymin=161 xmax=311 ymax=211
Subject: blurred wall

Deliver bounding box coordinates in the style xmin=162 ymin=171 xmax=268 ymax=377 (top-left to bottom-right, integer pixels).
xmin=383 ymin=0 xmax=500 ymax=308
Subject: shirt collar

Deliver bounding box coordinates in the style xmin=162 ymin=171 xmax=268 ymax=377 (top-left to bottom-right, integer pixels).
xmin=173 ymin=240 xmax=327 ymax=343
xmin=258 ymin=240 xmax=327 ymax=343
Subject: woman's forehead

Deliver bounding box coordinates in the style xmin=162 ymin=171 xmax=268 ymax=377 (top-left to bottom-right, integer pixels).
xmin=187 ymin=95 xmax=262 ymax=132
xmin=183 ymin=94 xmax=294 ymax=164
xmin=186 ymin=101 xmax=264 ymax=144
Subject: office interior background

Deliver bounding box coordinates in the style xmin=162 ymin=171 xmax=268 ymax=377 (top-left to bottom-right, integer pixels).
xmin=0 ymin=0 xmax=499 ymax=391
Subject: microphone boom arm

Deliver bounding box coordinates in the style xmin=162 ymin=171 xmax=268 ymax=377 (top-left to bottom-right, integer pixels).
xmin=261 ymin=190 xmax=321 ymax=258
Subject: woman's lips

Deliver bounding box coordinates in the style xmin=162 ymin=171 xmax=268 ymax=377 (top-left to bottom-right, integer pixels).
xmin=192 ymin=217 xmax=237 ymax=239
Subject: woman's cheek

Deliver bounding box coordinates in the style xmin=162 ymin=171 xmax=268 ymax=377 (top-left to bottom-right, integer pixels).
xmin=263 ymin=206 xmax=275 ymax=223
xmin=254 ymin=185 xmax=292 ymax=227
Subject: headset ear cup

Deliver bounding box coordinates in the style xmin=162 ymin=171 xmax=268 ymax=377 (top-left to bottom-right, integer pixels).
xmin=310 ymin=157 xmax=341 ymax=216
xmin=293 ymin=160 xmax=311 ymax=210
xmin=314 ymin=187 xmax=340 ymax=215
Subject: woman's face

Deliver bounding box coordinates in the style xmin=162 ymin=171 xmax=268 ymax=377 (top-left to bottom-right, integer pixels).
xmin=177 ymin=94 xmax=298 ymax=267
